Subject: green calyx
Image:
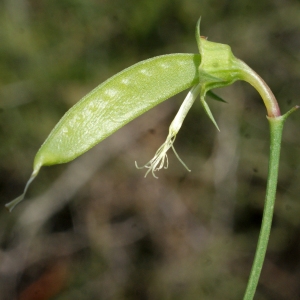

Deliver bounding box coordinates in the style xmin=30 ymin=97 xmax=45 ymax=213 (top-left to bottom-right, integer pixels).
xmin=196 ymin=20 xmax=239 ymax=88
xmin=195 ymin=18 xmax=242 ymax=130
xmin=195 ymin=18 xmax=281 ymax=124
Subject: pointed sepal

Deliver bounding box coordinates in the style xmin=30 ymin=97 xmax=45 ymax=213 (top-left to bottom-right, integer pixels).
xmin=207 ymin=91 xmax=227 ymax=103
xmin=200 ymin=94 xmax=220 ymax=131
xmin=195 ymin=17 xmax=202 ymax=54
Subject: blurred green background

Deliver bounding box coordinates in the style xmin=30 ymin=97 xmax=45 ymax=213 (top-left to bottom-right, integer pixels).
xmin=1 ymin=0 xmax=300 ymax=299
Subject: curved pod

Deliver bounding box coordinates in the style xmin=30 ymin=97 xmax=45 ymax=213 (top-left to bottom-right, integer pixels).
xmin=34 ymin=54 xmax=201 ymax=171
xmin=6 ymin=53 xmax=201 ymax=211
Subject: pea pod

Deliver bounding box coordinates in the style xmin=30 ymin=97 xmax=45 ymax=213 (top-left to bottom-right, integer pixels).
xmin=5 ymin=54 xmax=201 ymax=211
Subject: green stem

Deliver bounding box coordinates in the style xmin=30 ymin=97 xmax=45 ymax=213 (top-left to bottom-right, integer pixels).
xmin=235 ymin=59 xmax=281 ymax=118
xmin=243 ymin=106 xmax=298 ymax=300
xmin=243 ymin=116 xmax=283 ymax=299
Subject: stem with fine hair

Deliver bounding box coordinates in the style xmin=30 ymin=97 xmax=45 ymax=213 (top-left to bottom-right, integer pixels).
xmin=243 ymin=107 xmax=298 ymax=300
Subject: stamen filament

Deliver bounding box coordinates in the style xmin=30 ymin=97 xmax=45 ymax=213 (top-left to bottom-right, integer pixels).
xmin=135 ymin=84 xmax=201 ymax=177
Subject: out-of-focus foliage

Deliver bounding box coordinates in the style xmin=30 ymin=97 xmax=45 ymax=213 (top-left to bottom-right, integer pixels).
xmin=1 ymin=0 xmax=300 ymax=299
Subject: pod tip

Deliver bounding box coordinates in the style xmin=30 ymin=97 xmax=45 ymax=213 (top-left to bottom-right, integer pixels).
xmin=5 ymin=168 xmax=39 ymax=212
xmin=5 ymin=194 xmax=26 ymax=212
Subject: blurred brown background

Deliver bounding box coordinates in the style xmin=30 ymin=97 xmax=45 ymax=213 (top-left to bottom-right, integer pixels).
xmin=1 ymin=0 xmax=300 ymax=299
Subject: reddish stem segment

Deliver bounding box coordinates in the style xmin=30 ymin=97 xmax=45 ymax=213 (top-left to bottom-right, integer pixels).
xmin=235 ymin=59 xmax=281 ymax=118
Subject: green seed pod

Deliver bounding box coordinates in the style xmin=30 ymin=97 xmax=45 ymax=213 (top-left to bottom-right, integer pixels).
xmin=5 ymin=54 xmax=201 ymax=211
